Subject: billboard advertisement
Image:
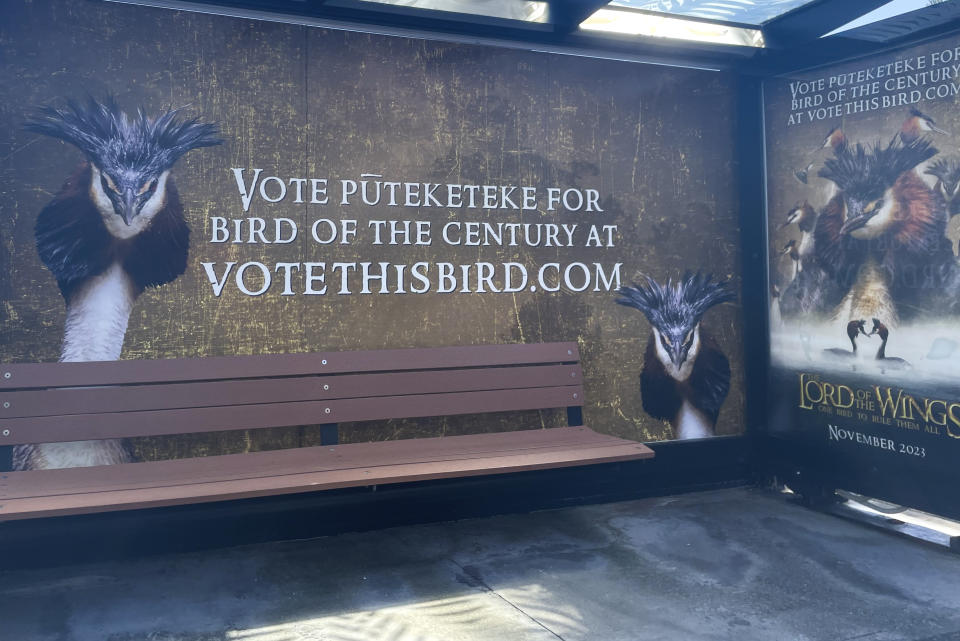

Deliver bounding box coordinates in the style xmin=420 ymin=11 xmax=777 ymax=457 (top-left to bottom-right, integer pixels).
xmin=766 ymin=32 xmax=960 ymax=496
xmin=0 ymin=0 xmax=745 ymax=471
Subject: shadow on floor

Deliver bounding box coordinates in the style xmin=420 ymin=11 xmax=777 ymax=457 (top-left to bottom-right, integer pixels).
xmin=2 ymin=487 xmax=960 ymax=641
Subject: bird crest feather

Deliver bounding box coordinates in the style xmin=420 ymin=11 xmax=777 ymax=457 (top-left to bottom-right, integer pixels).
xmin=818 ymin=136 xmax=937 ymax=200
xmin=24 ymin=96 xmax=222 ymax=176
xmin=616 ymin=271 xmax=733 ymax=328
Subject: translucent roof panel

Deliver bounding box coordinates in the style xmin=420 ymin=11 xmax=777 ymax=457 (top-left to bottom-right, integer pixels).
xmin=355 ymin=0 xmax=549 ymax=22
xmin=609 ymin=0 xmax=817 ymax=26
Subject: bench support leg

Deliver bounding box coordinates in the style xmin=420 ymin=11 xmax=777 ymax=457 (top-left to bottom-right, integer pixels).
xmin=320 ymin=423 xmax=339 ymax=446
xmin=566 ymin=406 xmax=583 ymax=427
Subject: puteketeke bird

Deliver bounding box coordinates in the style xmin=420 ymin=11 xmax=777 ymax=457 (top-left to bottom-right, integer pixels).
xmin=868 ymin=318 xmax=911 ymax=372
xmin=926 ymin=156 xmax=960 ymax=218
xmin=822 ymin=319 xmax=868 ymax=361
xmin=779 ymin=200 xmax=816 ymax=232
xmin=17 ymin=97 xmax=221 ymax=471
xmin=780 ymin=239 xmax=801 ymax=279
xmin=899 ymin=108 xmax=949 ymax=145
xmin=777 ymin=200 xmax=817 ymax=232
xmin=807 ymin=136 xmax=955 ymax=325
xmin=794 ymin=162 xmax=815 ymax=185
xmin=780 ymin=200 xmax=817 ymax=258
xmin=616 ymin=272 xmax=733 ymax=440
xmin=819 ymin=126 xmax=847 ymax=153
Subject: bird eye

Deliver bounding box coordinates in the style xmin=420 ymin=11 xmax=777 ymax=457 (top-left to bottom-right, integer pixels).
xmin=864 ymin=199 xmax=882 ymax=214
xmin=139 ymin=179 xmax=158 ymax=196
xmin=660 ymin=334 xmax=672 ymax=348
xmin=100 ymin=173 xmax=119 ymax=194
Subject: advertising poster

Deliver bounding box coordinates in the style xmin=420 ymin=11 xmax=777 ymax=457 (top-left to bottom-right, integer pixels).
xmin=766 ymin=33 xmax=960 ymax=490
xmin=0 ymin=0 xmax=745 ymax=472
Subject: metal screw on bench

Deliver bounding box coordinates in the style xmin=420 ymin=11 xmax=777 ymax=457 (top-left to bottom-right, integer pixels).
xmin=2 ymin=402 xmax=8 ymax=408
xmin=3 ymin=372 xmax=9 ymax=379
xmin=323 ymin=384 xmax=329 ymax=391
xmin=573 ymin=393 xmax=578 ymax=399
xmin=2 ymin=430 xmax=9 ymax=437
xmin=325 ymin=408 xmax=331 ymax=414
xmin=567 ymin=350 xmax=573 ymax=355
xmin=322 ymin=359 xmax=327 ymax=365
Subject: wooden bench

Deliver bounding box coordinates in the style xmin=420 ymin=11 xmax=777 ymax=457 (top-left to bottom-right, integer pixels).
xmin=0 ymin=342 xmax=653 ymax=521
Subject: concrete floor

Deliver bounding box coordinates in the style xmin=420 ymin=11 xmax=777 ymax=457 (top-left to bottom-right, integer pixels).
xmin=3 ymin=487 xmax=960 ymax=641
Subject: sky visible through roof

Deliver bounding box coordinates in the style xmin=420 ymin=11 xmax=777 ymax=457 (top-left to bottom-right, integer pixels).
xmin=608 ymin=0 xmax=817 ymax=25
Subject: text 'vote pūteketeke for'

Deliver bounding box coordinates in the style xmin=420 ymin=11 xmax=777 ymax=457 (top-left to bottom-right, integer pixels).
xmin=201 ymin=168 xmax=624 ymax=298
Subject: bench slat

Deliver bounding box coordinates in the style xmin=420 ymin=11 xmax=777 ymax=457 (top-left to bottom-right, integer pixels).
xmin=0 ymin=342 xmax=580 ymax=390
xmin=0 ymin=364 xmax=582 ymax=418
xmin=0 ymin=426 xmax=624 ymax=499
xmin=0 ymin=427 xmax=653 ymax=520
xmin=0 ymin=386 xmax=583 ymax=445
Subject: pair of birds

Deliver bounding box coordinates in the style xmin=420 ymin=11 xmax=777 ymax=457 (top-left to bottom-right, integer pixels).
xmin=825 ymin=318 xmax=909 ymax=372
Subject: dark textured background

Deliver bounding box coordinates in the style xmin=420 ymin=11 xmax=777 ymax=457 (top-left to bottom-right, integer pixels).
xmin=0 ymin=0 xmax=745 ymax=458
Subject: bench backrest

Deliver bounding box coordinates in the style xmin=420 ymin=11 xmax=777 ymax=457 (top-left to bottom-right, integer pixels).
xmin=0 ymin=342 xmax=584 ymax=448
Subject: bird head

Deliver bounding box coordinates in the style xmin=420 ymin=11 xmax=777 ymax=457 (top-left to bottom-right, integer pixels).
xmin=925 ymin=156 xmax=960 ymax=204
xmin=779 ymin=203 xmax=801 ymax=229
xmin=868 ymin=317 xmax=889 ymax=339
xmin=25 ymin=97 xmax=222 ymax=234
xmin=847 ymin=319 xmax=869 ymax=340
xmin=616 ymin=272 xmax=733 ymax=377
xmin=779 ymin=201 xmax=815 ymax=231
xmin=818 ymin=137 xmax=936 ymax=239
xmin=902 ymin=108 xmax=948 ymax=143
xmin=820 ymin=126 xmax=847 ymax=153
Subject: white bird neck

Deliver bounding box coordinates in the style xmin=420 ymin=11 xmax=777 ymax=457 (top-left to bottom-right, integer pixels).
xmin=60 ymin=262 xmax=138 ymax=362
xmin=675 ymin=400 xmax=713 ymax=439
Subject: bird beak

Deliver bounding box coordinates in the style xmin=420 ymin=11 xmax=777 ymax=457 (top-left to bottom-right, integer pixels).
xmin=120 ymin=187 xmax=138 ymax=226
xmin=840 ymin=215 xmax=872 ymax=235
xmin=673 ymin=348 xmax=686 ymax=368
xmin=777 ymin=220 xmax=791 ymax=230
xmin=839 ymin=201 xmax=874 ymax=235
xmin=931 ymin=123 xmax=950 ymax=136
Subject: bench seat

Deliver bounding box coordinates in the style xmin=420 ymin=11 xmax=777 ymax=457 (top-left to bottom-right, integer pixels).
xmin=0 ymin=426 xmax=651 ymax=520
xmin=0 ymin=342 xmax=655 ymax=522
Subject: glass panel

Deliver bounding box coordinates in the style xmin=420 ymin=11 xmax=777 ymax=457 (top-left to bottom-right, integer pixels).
xmin=609 ymin=0 xmax=816 ymax=25
xmin=355 ymin=0 xmax=549 ymax=22
xmin=826 ymin=0 xmax=945 ymax=37
xmin=581 ymin=8 xmax=765 ymax=47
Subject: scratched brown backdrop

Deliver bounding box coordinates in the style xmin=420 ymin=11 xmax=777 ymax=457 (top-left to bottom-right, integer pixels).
xmin=0 ymin=0 xmax=745 ymax=459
